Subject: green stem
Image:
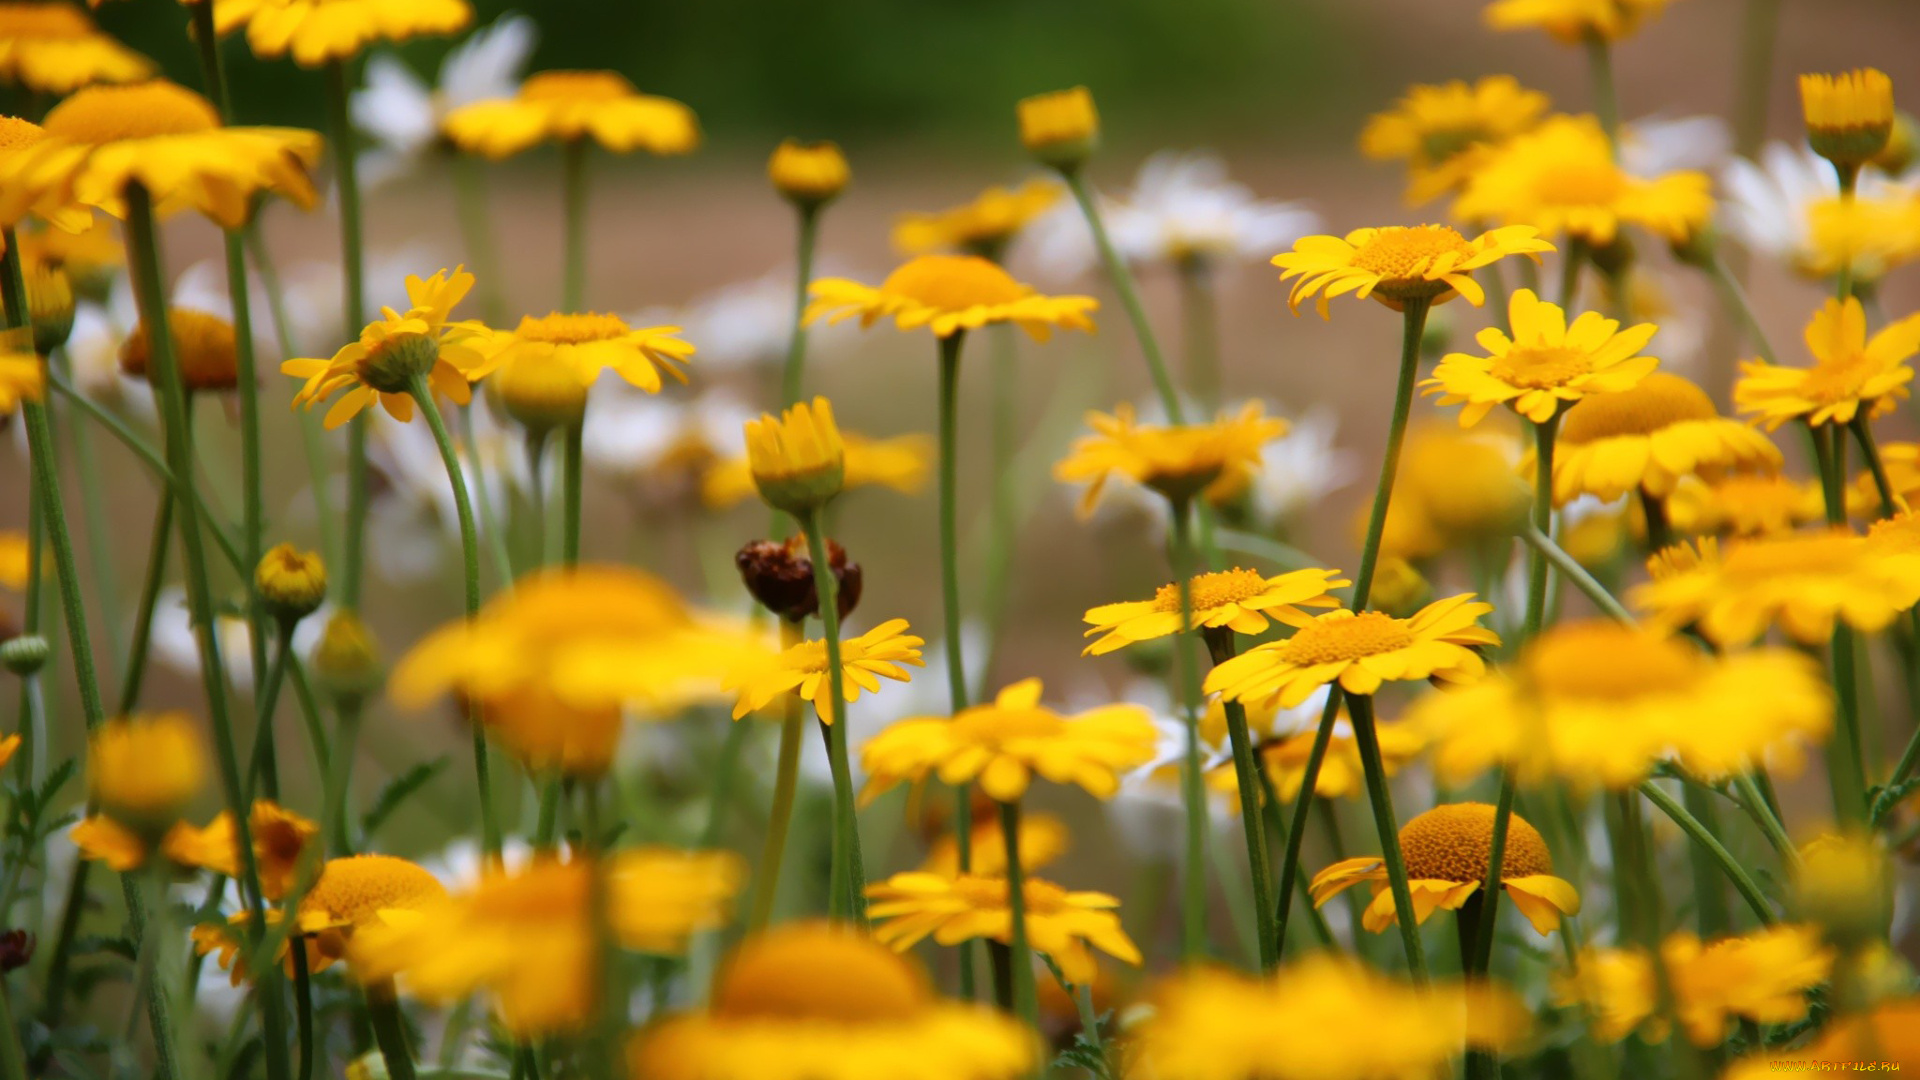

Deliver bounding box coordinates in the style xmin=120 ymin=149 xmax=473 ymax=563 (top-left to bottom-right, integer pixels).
xmin=1168 ymin=500 xmax=1209 ymax=963
xmin=1705 ymin=254 xmax=1782 ymax=367
xmin=458 ymin=405 xmax=515 ymax=589
xmin=1354 ymin=298 xmax=1432 ymax=606
xmin=1735 ymin=771 xmax=1797 ymax=860
xmin=748 ymin=620 xmax=807 ymax=931
xmin=246 ymin=225 xmax=341 ymax=573
xmin=56 ymin=349 xmax=124 ymax=685
xmin=1062 ymin=170 xmax=1184 ymax=424
xmin=1253 ymin=765 xmax=1335 ymax=951
xmin=1852 ymin=416 xmax=1898 ymax=516
xmin=1812 ymin=424 xmax=1868 ymax=824
xmin=324 ymin=698 xmax=363 ymax=857
xmin=1584 ymin=33 xmax=1621 ymax=148
xmin=408 ymin=376 xmax=503 ymax=855
xmin=452 ymin=156 xmax=509 ymax=326
xmin=1177 ymin=255 xmax=1221 ymax=412
xmin=1680 ymin=782 xmax=1732 ymax=936
xmin=1638 ymin=781 xmax=1775 ymax=925
xmin=134 ymin=864 xmax=183 ymax=1080
xmin=1348 ymin=692 xmax=1427 ymax=982
xmin=222 ymin=226 xmax=270 ymax=737
xmin=780 ymin=206 xmax=820 ymax=407
xmin=367 ymin=982 xmax=420 ymax=1080
xmin=0 ymin=982 xmax=28 ymax=1080
xmin=562 ymin=420 xmax=584 ymax=565
xmin=934 ymin=329 xmax=980 ymax=995
xmin=1558 ymin=240 xmax=1587 ymax=310
xmin=982 ymin=323 xmax=1020 ymax=651
xmin=325 ymin=59 xmax=369 ymax=609
xmin=802 ymin=511 xmax=867 ymax=926
xmin=1519 ymin=524 xmax=1636 ymax=624
xmin=998 ymin=799 xmax=1039 ymax=1029
xmin=1835 ymin=165 xmax=1859 ymax=304
xmin=292 ymin=943 xmax=316 ymax=1080
xmin=1208 ymin=629 xmax=1277 ymax=970
xmin=562 ymin=139 xmax=589 ymax=312
xmin=246 ymin=621 xmax=296 ymax=802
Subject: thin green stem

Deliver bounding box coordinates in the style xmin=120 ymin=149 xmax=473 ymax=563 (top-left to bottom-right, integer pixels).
xmin=1835 ymin=166 xmax=1859 ymax=304
xmin=1168 ymin=500 xmax=1209 ymax=962
xmin=1558 ymin=240 xmax=1587 ymax=311
xmin=1519 ymin=524 xmax=1636 ymax=624
xmin=562 ymin=139 xmax=589 ymax=312
xmin=56 ymin=348 xmax=123 ymax=684
xmin=1852 ymin=416 xmax=1898 ymax=516
xmin=780 ymin=207 xmax=820 ymax=407
xmin=1734 ymin=772 xmax=1797 ymax=860
xmin=561 ymin=420 xmax=584 ymax=565
xmin=1177 ymin=255 xmax=1221 ymax=411
xmin=1638 ymin=781 xmax=1775 ymax=925
xmin=749 ymin=619 xmax=807 ymax=930
xmin=934 ymin=329 xmax=980 ymax=992
xmin=1584 ymin=33 xmax=1621 ymax=148
xmin=1348 ymin=692 xmax=1427 ymax=982
xmin=1354 ymin=298 xmax=1432 ymax=607
xmin=246 ymin=621 xmax=296 ymax=802
xmin=803 ymin=511 xmax=867 ymax=926
xmin=1812 ymin=424 xmax=1867 ymax=824
xmin=458 ymin=405 xmax=515 ymax=589
xmin=246 ymin=226 xmax=341 ymax=573
xmin=223 ymin=225 xmax=271 ymax=739
xmin=292 ymin=943 xmax=316 ymax=1080
xmin=1680 ymin=782 xmax=1732 ymax=937
xmin=452 ymin=156 xmax=509 ymax=326
xmin=1208 ymin=629 xmax=1276 ymax=970
xmin=367 ymin=982 xmax=420 ymax=1080
xmin=1705 ymin=254 xmax=1781 ymax=367
xmin=324 ymin=698 xmax=363 ymax=856
xmin=998 ymin=799 xmax=1039 ymax=1030
xmin=325 ymin=59 xmax=369 ymax=608
xmin=1062 ymin=170 xmax=1183 ymax=423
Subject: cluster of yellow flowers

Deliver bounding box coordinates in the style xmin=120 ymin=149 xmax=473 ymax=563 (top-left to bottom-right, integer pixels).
xmin=2 ymin=0 xmax=1920 ymax=1078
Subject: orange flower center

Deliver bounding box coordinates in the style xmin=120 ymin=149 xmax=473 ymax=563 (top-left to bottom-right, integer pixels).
xmin=1398 ymin=802 xmax=1553 ymax=883
xmin=1348 ymin=225 xmax=1473 ymax=281
xmin=1152 ymin=568 xmax=1269 ymax=614
xmin=1559 ymin=373 xmax=1718 ymax=443
xmin=880 ymin=254 xmax=1029 ymax=312
xmin=1523 ymin=622 xmax=1702 ymax=700
xmin=714 ymin=926 xmax=929 ymax=1023
xmin=1795 ymin=353 xmax=1880 ymax=405
xmin=516 ymin=312 xmax=630 ymax=345
xmin=1490 ymin=345 xmax=1593 ymax=389
xmin=1277 ymin=612 xmax=1415 ymax=666
xmin=43 ymin=81 xmax=221 ymax=144
xmin=520 ymin=70 xmax=635 ymax=104
xmin=298 ymin=854 xmax=446 ymax=933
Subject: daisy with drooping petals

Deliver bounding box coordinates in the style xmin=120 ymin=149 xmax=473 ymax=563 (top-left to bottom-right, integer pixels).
xmin=282 ymin=266 xmax=489 ymax=429
xmin=218 ymin=0 xmax=472 ymax=68
xmin=1054 ymin=400 xmax=1285 ymax=516
xmin=1735 ymin=297 xmax=1920 ymax=430
xmin=0 ymin=2 xmax=150 ymax=94
xmin=1359 ymin=76 xmax=1551 ymax=205
xmin=726 ymin=618 xmax=925 ymax=721
xmin=893 ymin=179 xmax=1061 ymax=259
xmin=807 ymin=254 xmax=1097 ymax=340
xmin=1548 ymin=372 xmax=1782 ymax=505
xmin=860 ymin=678 xmax=1157 ymax=804
xmin=1080 ymin=566 xmax=1348 ymax=655
xmin=1205 ymin=594 xmax=1499 ymax=709
xmin=1425 ymin=288 xmax=1661 ymax=426
xmin=1632 ymin=532 xmax=1920 ymax=646
xmin=1271 ymin=223 xmax=1553 ymax=318
xmin=630 ymin=922 xmax=1038 ymax=1080
xmin=866 ymin=872 xmax=1141 ymax=985
xmin=1412 ymin=620 xmax=1831 ymax=790
xmin=1484 ymin=0 xmax=1673 ymax=45
xmin=1313 ymin=802 xmax=1580 ymax=935
xmin=443 ymin=70 xmax=698 ymax=159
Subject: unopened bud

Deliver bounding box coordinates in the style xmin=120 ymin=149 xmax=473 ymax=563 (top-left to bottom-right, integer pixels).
xmin=1 ymin=633 xmax=50 ymax=676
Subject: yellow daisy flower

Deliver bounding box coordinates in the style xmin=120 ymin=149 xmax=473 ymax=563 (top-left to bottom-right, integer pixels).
xmin=1802 ymin=190 xmax=1920 ymax=282
xmin=218 ymin=0 xmax=471 ymax=67
xmin=743 ymin=395 xmax=846 ymax=515
xmin=282 ymin=266 xmax=489 ymax=429
xmin=1205 ymin=711 xmax=1427 ymax=802
xmin=1359 ymin=76 xmax=1551 ymax=205
xmin=1271 ymin=223 xmax=1553 ymax=319
xmin=1555 ymin=925 xmax=1832 ymax=1047
xmin=1382 ymin=423 xmax=1531 ymax=548
xmin=1735 ymin=297 xmax=1920 ymax=430
xmin=1312 ymin=802 xmax=1580 ymax=935
xmin=0 ymin=329 xmax=44 ymax=416
xmin=0 ymin=80 xmax=321 ymax=230
xmin=1631 ymin=532 xmax=1920 ymax=646
xmin=1452 ymin=115 xmax=1715 ymax=246
xmin=1724 ymin=1000 xmax=1920 ymax=1079
xmin=1424 ymin=288 xmax=1661 ymax=426
xmin=1548 ymin=372 xmax=1782 ymax=505
xmin=725 ymin=617 xmax=925 ymax=721
xmin=475 ymin=312 xmax=692 ymax=430
xmin=921 ymin=810 xmax=1070 ymax=878
xmin=1484 ymin=0 xmax=1674 ymax=45
xmin=0 ymin=2 xmax=151 ymax=94
xmin=1801 ymin=69 xmax=1895 ymax=168
xmin=860 ymin=677 xmax=1157 ymax=804
xmin=1412 ymin=620 xmax=1831 ymax=790
xmin=298 ymin=853 xmax=447 ymax=938
xmin=87 ymin=711 xmax=205 ymax=828
xmin=893 ymin=179 xmax=1062 ymax=257
xmin=1204 ymin=594 xmax=1499 ymax=709
xmin=1053 ymin=400 xmax=1285 ymax=515
xmin=1080 ymin=566 xmax=1348 ymax=655
xmin=701 ymin=431 xmax=932 ymax=510
xmin=805 ymin=254 xmax=1097 ymax=340
xmin=866 ymin=871 xmax=1141 ymax=986
xmin=1134 ymin=956 xmax=1529 ymax=1080
xmin=1667 ymin=472 xmax=1827 ymax=537
xmin=443 ymin=70 xmax=698 ymax=160
xmin=162 ymin=799 xmax=320 ymax=902
xmin=768 ymin=138 xmax=850 ymax=207
xmin=629 ymin=922 xmax=1038 ymax=1080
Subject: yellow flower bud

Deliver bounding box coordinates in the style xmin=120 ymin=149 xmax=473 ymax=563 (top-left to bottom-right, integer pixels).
xmin=490 ymin=352 xmax=589 ymax=433
xmin=255 ymin=543 xmax=327 ymax=624
xmin=1871 ymin=111 xmax=1916 ymax=176
xmin=89 ymin=713 xmax=206 ymax=833
xmin=1368 ymin=556 xmax=1431 ymax=618
xmin=1794 ymin=832 xmax=1892 ymax=950
xmin=25 ymin=259 xmax=73 ymax=355
xmin=745 ymin=396 xmax=845 ymax=515
xmin=311 ymin=611 xmax=383 ymax=706
xmin=1018 ymin=86 xmax=1099 ymax=171
xmin=1800 ymin=69 xmax=1894 ymax=170
xmin=768 ymin=139 xmax=849 ymax=208
xmin=120 ymin=308 xmax=240 ymax=393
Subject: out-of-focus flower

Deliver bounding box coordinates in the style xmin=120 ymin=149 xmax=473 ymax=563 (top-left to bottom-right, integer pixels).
xmin=1801 ymin=69 xmax=1895 ymax=170
xmin=867 ymin=871 xmax=1141 ymax=984
xmin=1550 ymin=372 xmax=1780 ymax=505
xmin=1080 ymin=566 xmax=1346 ymax=655
xmin=1247 ymin=407 xmax=1356 ymax=526
xmin=0 ymin=330 xmax=42 ymax=417
xmin=1055 ymin=400 xmax=1284 ymax=516
xmin=1633 ymin=532 xmax=1920 ymax=646
xmin=1724 ymin=1000 xmax=1920 ymax=1077
xmin=1556 ymin=924 xmax=1832 ymax=1046
xmin=1667 ymin=472 xmax=1826 ymax=537
xmin=1483 ymin=0 xmax=1674 ymax=44
xmin=1272 ymin=224 xmax=1552 ymax=319
xmin=702 ymin=429 xmax=930 ymax=510
xmin=218 ymin=0 xmax=472 ymax=68
xmin=1620 ymin=114 xmax=1733 ymax=179
xmin=0 ymin=2 xmax=151 ymax=94
xmin=444 ymin=70 xmax=698 ymax=159
xmin=808 ymin=254 xmax=1097 ymax=341
xmin=163 ymin=800 xmax=320 ymax=902
xmin=350 ymin=13 xmax=537 ymax=187
xmin=86 ymin=712 xmax=205 ymax=832
xmin=1737 ymin=297 xmax=1920 ymax=430
xmin=921 ymin=809 xmax=1070 ymax=877
xmin=768 ymin=139 xmax=849 ymax=208
xmin=119 ymin=308 xmax=239 ymax=392
xmin=1378 ymin=423 xmax=1529 ymax=554
xmin=150 ymin=586 xmax=331 ymax=693
xmin=1208 ymin=711 xmax=1425 ymax=802
xmin=1721 ymin=142 xmax=1920 ymax=283
xmin=1360 ymin=76 xmax=1551 ymax=205
xmin=1206 ymin=594 xmax=1499 ymax=709
xmin=895 ymin=179 xmax=1060 ymax=259
xmin=1018 ymin=86 xmax=1099 ymax=170
xmin=585 ymin=385 xmax=754 ymax=490
xmin=1425 ymin=288 xmax=1660 ymax=426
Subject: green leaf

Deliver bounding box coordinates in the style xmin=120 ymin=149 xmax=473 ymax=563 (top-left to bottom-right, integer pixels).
xmin=360 ymin=756 xmax=450 ymax=838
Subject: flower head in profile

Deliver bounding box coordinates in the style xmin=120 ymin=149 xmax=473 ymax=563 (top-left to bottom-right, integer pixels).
xmin=768 ymin=138 xmax=849 ymax=208
xmin=1054 ymin=401 xmax=1285 ymax=515
xmin=1206 ymin=594 xmax=1499 ymax=709
xmin=444 ymin=70 xmax=698 ymax=159
xmin=1483 ymin=0 xmax=1674 ymax=44
xmin=867 ymin=872 xmax=1141 ymax=985
xmin=1081 ymin=566 xmax=1347 ymax=655
xmin=1313 ymin=802 xmax=1580 ymax=935
xmin=282 ymin=267 xmax=489 ymax=429
xmin=1272 ymin=223 xmax=1552 ymax=319
xmin=0 ymin=2 xmax=151 ymax=94
xmin=1735 ymin=297 xmax=1920 ymax=430
xmin=893 ymin=179 xmax=1061 ymax=259
xmin=119 ymin=308 xmax=239 ymax=392
xmin=1425 ymin=288 xmax=1661 ymax=426
xmin=0 ymin=328 xmax=43 ymax=416
xmin=744 ymin=396 xmax=846 ymax=514
xmin=1412 ymin=620 xmax=1831 ymax=790
xmin=217 ymin=0 xmax=472 ymax=68
xmin=1801 ymin=69 xmax=1894 ymax=168
xmin=1134 ymin=956 xmax=1528 ymax=1080
xmin=726 ymin=617 xmax=924 ymax=721
xmin=629 ymin=922 xmax=1037 ymax=1080
xmin=0 ymin=80 xmax=321 ymax=230
xmin=702 ymin=430 xmax=931 ymax=509
xmin=474 ymin=312 xmax=692 ymax=432
xmin=1453 ymin=115 xmax=1714 ymax=245
xmin=807 ymin=254 xmax=1097 ymax=340
xmin=88 ymin=712 xmax=205 ymax=830
xmin=1550 ymin=372 xmax=1781 ymax=505
xmin=163 ymin=800 xmax=321 ymax=902
xmin=861 ymin=678 xmax=1157 ymax=803
xmin=1360 ymin=76 xmax=1551 ymax=205
xmin=1018 ymin=86 xmax=1099 ymax=170
xmin=1556 ymin=925 xmax=1832 ymax=1047
xmin=1635 ymin=531 xmax=1920 ymax=646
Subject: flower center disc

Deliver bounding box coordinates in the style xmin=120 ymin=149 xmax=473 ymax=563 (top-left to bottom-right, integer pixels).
xmin=43 ymin=82 xmax=221 ymax=144
xmin=1797 ymin=353 xmax=1880 ymax=404
xmin=880 ymin=254 xmax=1029 ymax=311
xmin=1349 ymin=225 xmax=1472 ymax=281
xmin=1523 ymin=623 xmax=1700 ymax=699
xmin=1153 ymin=568 xmax=1268 ymax=613
xmin=1397 ymin=803 xmax=1552 ymax=883
xmin=517 ymin=312 xmax=630 ymax=345
xmin=714 ymin=928 xmax=928 ymax=1023
xmin=1490 ymin=345 xmax=1593 ymax=389
xmin=520 ymin=70 xmax=635 ymax=103
xmin=1559 ymin=373 xmax=1718 ymax=443
xmin=1278 ymin=612 xmax=1415 ymax=665
xmin=298 ymin=854 xmax=447 ymax=931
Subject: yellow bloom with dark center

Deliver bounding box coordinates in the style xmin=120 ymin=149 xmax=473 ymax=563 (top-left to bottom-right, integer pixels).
xmin=1453 ymin=115 xmax=1714 ymax=245
xmin=744 ymin=396 xmax=845 ymax=514
xmin=1632 ymin=532 xmax=1920 ymax=645
xmin=1736 ymin=297 xmax=1920 ymax=430
xmin=352 ymin=852 xmax=741 ymax=1037
xmin=1359 ymin=76 xmax=1551 ymax=206
xmin=1484 ymin=0 xmax=1673 ymax=45
xmin=1555 ymin=925 xmax=1833 ymax=1047
xmin=1667 ymin=473 xmax=1826 ymax=537
xmin=119 ymin=307 xmax=239 ymax=392
xmin=1425 ymin=288 xmax=1660 ymax=426
xmin=893 ymin=180 xmax=1061 ymax=257
xmin=1017 ymin=86 xmax=1098 ymax=168
xmin=867 ymin=871 xmax=1140 ymax=985
xmin=162 ymin=799 xmax=320 ymax=901
xmin=1080 ymin=566 xmax=1348 ymax=655
xmin=1054 ymin=400 xmax=1284 ymax=515
xmin=921 ymin=810 xmax=1069 ymax=878
xmin=88 ymin=712 xmax=205 ymax=828
xmin=725 ymin=617 xmax=924 ymax=721
xmin=1272 ymin=223 xmax=1553 ymax=319
xmin=701 ymin=430 xmax=931 ymax=509
xmin=1412 ymin=620 xmax=1830 ymax=790
xmin=630 ymin=922 xmax=1037 ymax=1080
xmin=1312 ymin=802 xmax=1580 ymax=935
xmin=1801 ymin=69 xmax=1895 ymax=167
xmin=768 ymin=139 xmax=849 ymax=206
xmin=1206 ymin=594 xmax=1499 ymax=709
xmin=1134 ymin=955 xmax=1529 ymax=1080
xmin=0 ymin=328 xmax=44 ymax=416
xmin=0 ymin=2 xmax=151 ymax=94
xmin=476 ymin=312 xmax=692 ymax=431
xmin=1548 ymin=372 xmax=1782 ymax=505
xmin=217 ymin=0 xmax=470 ymax=67
xmin=0 ymin=80 xmax=321 ymax=230
xmin=860 ymin=677 xmax=1157 ymax=803
xmin=1725 ymin=1000 xmax=1920 ymax=1078
xmin=807 ymin=254 xmax=1097 ymax=340
xmin=443 ymin=70 xmax=698 ymax=159
xmin=1206 ymin=713 xmax=1427 ymax=802
xmin=282 ymin=266 xmax=489 ymax=429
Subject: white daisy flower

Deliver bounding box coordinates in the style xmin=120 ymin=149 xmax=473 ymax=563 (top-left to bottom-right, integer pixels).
xmin=1248 ymin=407 xmax=1356 ymax=527
xmin=350 ymin=14 xmax=538 ymax=188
